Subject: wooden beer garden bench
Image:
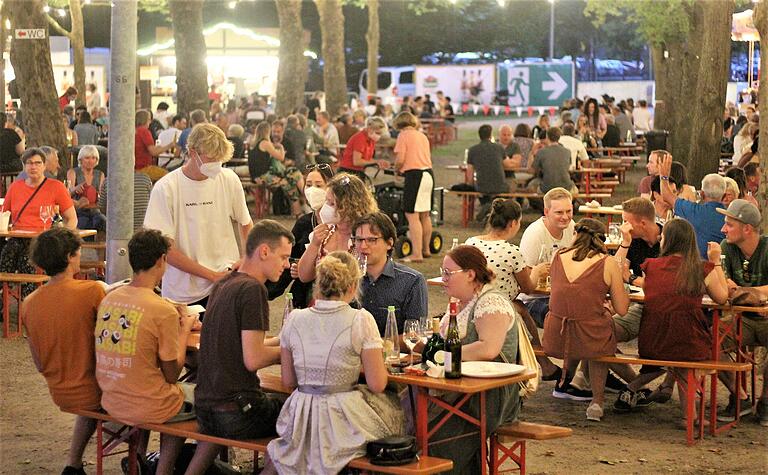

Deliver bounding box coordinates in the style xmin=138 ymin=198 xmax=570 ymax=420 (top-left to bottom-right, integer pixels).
xmin=0 ymin=272 xmax=50 ymax=337
xmin=69 ymin=407 xmax=452 ymax=475
xmin=444 ymin=190 xmax=612 ymax=228
xmin=531 ymin=347 xmax=752 ymax=445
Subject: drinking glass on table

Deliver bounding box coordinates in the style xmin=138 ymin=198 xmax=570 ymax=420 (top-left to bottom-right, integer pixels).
xmin=608 ymin=223 xmax=621 ymax=244
xmin=403 ymin=319 xmax=421 ymax=367
xmin=39 ymin=205 xmax=53 ymax=229
xmin=420 ymin=316 xmax=433 ymax=344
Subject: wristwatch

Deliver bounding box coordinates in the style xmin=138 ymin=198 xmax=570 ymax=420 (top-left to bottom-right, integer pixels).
xmin=628 ymin=274 xmax=639 ymax=285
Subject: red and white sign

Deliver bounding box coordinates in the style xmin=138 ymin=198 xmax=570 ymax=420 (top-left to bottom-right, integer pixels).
xmin=14 ymin=29 xmax=47 ymax=40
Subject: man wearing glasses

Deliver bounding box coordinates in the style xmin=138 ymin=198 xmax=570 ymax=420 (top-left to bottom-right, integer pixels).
xmin=353 ymin=212 xmax=428 ymax=337
xmin=715 ymin=200 xmax=768 ymax=425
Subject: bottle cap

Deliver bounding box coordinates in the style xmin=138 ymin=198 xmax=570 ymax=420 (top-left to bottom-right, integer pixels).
xmin=387 ymin=305 xmax=395 ymax=311
xmin=286 ymin=293 xmax=292 ymax=299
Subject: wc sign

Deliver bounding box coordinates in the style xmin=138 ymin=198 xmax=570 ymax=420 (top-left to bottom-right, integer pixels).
xmin=14 ymin=29 xmax=47 ymax=40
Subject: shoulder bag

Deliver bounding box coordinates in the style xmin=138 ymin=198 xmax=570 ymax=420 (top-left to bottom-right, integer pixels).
xmin=10 ymin=177 xmax=48 ymax=229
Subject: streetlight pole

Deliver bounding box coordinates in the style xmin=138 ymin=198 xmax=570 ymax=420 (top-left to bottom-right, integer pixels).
xmin=549 ymin=0 xmax=555 ymax=61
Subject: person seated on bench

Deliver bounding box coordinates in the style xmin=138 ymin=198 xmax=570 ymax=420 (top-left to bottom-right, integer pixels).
xmin=354 ymin=212 xmax=428 ymax=338
xmin=543 ymin=218 xmax=629 ymax=422
xmin=337 ymin=116 xmax=391 ymax=182
xmin=614 ymin=219 xmax=728 ymax=418
xmin=715 ymin=200 xmax=768 ymax=425
xmin=430 ymin=245 xmax=522 ymax=472
xmin=246 ymin=120 xmax=304 ymax=217
xmin=22 ymin=228 xmax=106 ymax=475
xmin=466 ymin=124 xmax=514 ymax=220
xmin=519 ymin=187 xmax=575 ymax=329
xmin=530 ymin=127 xmax=577 ymax=195
xmin=465 ymin=198 xmax=562 ymax=381
xmin=95 ymin=229 xmax=198 ymax=475
xmin=188 ymin=220 xmax=293 ymax=473
xmin=266 ymin=164 xmax=333 ymax=309
xmin=67 ymin=145 xmax=106 ymax=232
xmin=266 ymin=251 xmax=405 ymax=474
xmin=297 ymin=173 xmax=378 ymax=283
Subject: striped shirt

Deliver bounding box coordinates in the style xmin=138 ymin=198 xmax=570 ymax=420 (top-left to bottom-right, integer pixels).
xmin=98 ymin=172 xmax=153 ymax=231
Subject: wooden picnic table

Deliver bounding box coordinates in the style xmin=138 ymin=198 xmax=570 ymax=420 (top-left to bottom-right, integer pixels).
xmin=0 ymin=228 xmax=97 ymax=239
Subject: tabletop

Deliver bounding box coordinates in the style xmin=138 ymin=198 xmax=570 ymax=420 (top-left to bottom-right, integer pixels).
xmin=578 ymin=205 xmax=624 ymax=215
xmin=389 ymin=369 xmax=537 ymax=393
xmin=0 ymin=228 xmax=97 ymax=238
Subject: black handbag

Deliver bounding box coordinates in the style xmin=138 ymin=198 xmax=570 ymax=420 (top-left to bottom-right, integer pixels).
xmin=366 ymin=435 xmax=418 ymax=466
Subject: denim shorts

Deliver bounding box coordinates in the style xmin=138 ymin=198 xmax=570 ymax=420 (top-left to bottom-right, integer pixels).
xmin=196 ymin=393 xmax=284 ymax=440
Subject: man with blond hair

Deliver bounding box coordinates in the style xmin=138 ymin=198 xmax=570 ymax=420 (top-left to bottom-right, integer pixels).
xmin=144 ymin=123 xmax=253 ymax=308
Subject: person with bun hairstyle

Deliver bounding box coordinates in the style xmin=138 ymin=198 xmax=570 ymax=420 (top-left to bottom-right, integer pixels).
xmin=432 ymin=245 xmax=522 ymax=473
xmin=266 ymin=251 xmax=404 ymax=474
xmin=543 ymin=218 xmax=629 ymax=422
xmin=465 ymin=198 xmax=562 ymax=380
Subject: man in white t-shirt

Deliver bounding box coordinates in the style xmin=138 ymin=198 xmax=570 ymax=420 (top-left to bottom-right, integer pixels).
xmin=144 ymin=123 xmax=253 ymax=308
xmin=157 ymin=115 xmax=186 ymax=167
xmin=632 ymin=100 xmax=652 ymax=132
xmin=519 ymin=187 xmax=576 ymax=327
xmin=557 ymin=121 xmax=588 ymax=171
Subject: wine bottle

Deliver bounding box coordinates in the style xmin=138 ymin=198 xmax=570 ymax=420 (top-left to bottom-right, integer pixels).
xmin=444 ymin=300 xmax=462 ymax=379
xmin=52 ymin=205 xmax=64 ymax=228
xmin=422 ymin=317 xmax=445 ymax=365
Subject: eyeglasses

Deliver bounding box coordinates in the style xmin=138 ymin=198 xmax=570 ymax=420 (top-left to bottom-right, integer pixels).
xmin=352 ymin=236 xmax=383 ymax=245
xmin=742 ymin=259 xmax=752 ymax=282
xmin=440 ymin=268 xmax=467 ymax=280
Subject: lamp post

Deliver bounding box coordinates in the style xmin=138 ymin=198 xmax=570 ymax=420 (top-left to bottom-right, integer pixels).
xmin=549 ymin=0 xmax=555 ymax=61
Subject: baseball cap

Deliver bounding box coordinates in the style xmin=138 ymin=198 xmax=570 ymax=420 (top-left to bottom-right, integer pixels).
xmin=716 ymin=199 xmax=761 ymax=227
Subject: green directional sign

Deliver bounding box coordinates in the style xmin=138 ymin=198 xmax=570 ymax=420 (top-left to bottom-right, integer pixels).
xmin=498 ymin=62 xmax=575 ymax=108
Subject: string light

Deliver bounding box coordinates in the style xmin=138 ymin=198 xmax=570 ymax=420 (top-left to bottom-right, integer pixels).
xmin=57 ymin=8 xmax=67 ymax=17
xmin=228 ymin=1 xmax=236 ymax=8
xmin=43 ymin=5 xmax=51 ymax=13
xmin=497 ymin=0 xmax=505 ymax=6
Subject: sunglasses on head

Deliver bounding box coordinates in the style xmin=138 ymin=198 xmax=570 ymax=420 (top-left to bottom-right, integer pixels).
xmin=305 ymin=163 xmax=334 ymax=177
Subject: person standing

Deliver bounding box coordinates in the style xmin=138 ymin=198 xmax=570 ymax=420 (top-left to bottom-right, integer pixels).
xmin=143 ymin=123 xmax=253 ymax=308
xmin=23 ymin=228 xmax=105 ymax=475
xmin=632 ymin=100 xmax=653 ymax=132
xmin=393 ymin=111 xmax=434 ymax=262
xmin=531 ymin=127 xmax=576 ymax=194
xmin=0 ymin=112 xmax=25 ymax=174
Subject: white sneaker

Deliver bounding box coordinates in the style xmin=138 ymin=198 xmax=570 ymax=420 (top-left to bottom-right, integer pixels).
xmin=586 ymin=403 xmax=604 ymax=421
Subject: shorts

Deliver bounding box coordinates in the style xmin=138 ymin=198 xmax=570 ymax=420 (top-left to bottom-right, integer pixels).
xmin=196 ymin=392 xmax=284 ymax=440
xmin=613 ymin=303 xmax=644 ymax=342
xmin=167 ymin=382 xmax=197 ymax=423
xmin=403 ymin=169 xmax=434 ymax=213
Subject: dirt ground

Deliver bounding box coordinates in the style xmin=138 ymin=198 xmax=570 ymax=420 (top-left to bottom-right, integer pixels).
xmin=2 ymin=118 xmax=766 ymax=474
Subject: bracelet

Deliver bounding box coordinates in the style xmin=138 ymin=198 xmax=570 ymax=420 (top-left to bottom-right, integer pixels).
xmin=660 ymin=176 xmax=670 ymax=181
xmin=619 ymin=244 xmax=630 ymax=249
xmin=714 ymin=264 xmax=722 ymax=267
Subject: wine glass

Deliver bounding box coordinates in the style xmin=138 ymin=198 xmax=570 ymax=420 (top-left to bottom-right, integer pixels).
xmin=357 ymin=253 xmax=368 ymax=276
xmin=420 ymin=316 xmax=433 ymax=345
xmin=608 ymin=224 xmax=621 ymax=244
xmin=39 ymin=205 xmax=53 ymax=229
xmin=403 ymin=319 xmax=421 ymax=368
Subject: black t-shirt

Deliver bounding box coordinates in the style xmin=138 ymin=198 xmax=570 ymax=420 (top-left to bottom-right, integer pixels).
xmin=627 ymin=225 xmax=662 ymax=276
xmin=0 ymin=128 xmax=22 ymax=173
xmin=194 ymin=272 xmax=270 ymax=407
xmin=603 ymin=124 xmax=621 ymax=147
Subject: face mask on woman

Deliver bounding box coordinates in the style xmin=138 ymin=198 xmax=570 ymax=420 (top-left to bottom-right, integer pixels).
xmin=319 ymin=203 xmax=339 ymax=224
xmin=304 ymin=186 xmax=327 ymax=211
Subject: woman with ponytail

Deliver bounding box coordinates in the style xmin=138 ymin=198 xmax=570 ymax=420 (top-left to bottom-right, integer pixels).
xmin=543 ymin=218 xmax=629 ymax=422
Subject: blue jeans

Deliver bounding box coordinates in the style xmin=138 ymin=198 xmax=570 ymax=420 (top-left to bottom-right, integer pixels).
xmin=77 ymin=209 xmax=106 ymax=232
xmin=196 ymin=393 xmax=283 ymax=440
xmin=525 ymin=297 xmax=550 ymax=328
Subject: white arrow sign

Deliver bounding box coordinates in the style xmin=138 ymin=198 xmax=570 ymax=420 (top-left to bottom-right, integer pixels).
xmin=542 ymin=72 xmax=568 ymax=100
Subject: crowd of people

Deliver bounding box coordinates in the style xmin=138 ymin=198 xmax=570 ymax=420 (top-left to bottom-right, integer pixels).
xmin=2 ymin=88 xmax=767 ymax=475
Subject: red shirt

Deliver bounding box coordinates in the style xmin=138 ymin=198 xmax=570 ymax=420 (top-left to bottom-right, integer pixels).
xmin=134 ymin=126 xmax=155 ymax=170
xmin=58 ymin=94 xmax=70 ymax=110
xmin=2 ymin=179 xmax=73 ymax=230
xmin=339 ymin=130 xmax=375 ymax=171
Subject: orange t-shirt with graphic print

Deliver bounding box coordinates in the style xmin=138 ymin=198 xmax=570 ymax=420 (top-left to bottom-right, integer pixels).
xmin=95 ymin=286 xmax=183 ymax=425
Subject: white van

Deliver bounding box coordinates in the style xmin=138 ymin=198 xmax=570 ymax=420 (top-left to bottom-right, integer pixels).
xmin=359 ymin=66 xmax=415 ymax=104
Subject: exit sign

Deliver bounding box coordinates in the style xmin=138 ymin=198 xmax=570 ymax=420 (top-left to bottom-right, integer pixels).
xmin=14 ymin=29 xmax=47 ymax=40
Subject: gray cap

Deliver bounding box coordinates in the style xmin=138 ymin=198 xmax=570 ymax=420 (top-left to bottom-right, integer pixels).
xmin=716 ymin=199 xmax=761 ymax=227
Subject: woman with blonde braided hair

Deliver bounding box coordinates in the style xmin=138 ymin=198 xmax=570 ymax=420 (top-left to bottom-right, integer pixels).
xmin=542 ymin=218 xmax=629 ymax=422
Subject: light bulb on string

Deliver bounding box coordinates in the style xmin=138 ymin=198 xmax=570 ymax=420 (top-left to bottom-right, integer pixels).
xmin=43 ymin=5 xmax=51 ymax=13
xmin=57 ymin=8 xmax=67 ymax=17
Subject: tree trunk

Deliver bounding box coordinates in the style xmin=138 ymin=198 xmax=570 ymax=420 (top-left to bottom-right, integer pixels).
xmin=650 ymin=0 xmax=733 ymax=186
xmin=752 ymin=5 xmax=768 ymax=229
xmin=1 ymin=11 xmax=6 ymax=109
xmin=315 ymin=0 xmax=347 ymax=116
xmin=69 ymin=0 xmax=86 ymax=109
xmin=169 ymin=0 xmax=209 ymax=117
xmin=6 ymin=0 xmax=67 ymax=153
xmin=275 ymin=0 xmax=305 ymax=116
xmin=365 ymin=0 xmax=379 ymax=100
